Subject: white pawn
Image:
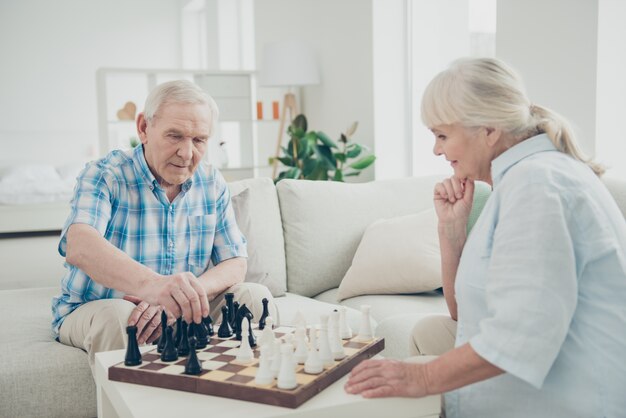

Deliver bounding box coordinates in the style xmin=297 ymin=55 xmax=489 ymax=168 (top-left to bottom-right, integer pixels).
xmin=294 ymin=326 xmax=308 ymax=364
xmin=236 ymin=317 xmax=254 ymax=363
xmin=304 ymin=327 xmax=323 ymax=374
xmin=317 ymin=315 xmax=333 ymax=367
xmin=356 ymin=305 xmax=373 ymax=342
xmin=270 ymin=339 xmax=282 ymax=378
xmin=254 ymin=344 xmax=273 ymax=385
xmin=277 ymin=344 xmax=297 ymax=389
xmin=330 ymin=310 xmax=346 ymax=360
xmin=339 ymin=306 xmax=353 ymax=339
xmin=259 ymin=316 xmax=275 ymax=348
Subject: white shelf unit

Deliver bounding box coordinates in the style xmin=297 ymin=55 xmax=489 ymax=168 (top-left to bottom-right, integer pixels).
xmin=96 ymin=68 xmax=278 ymax=180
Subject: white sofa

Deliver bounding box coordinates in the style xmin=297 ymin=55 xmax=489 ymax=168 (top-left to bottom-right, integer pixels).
xmin=2 ymin=175 xmax=625 ymax=418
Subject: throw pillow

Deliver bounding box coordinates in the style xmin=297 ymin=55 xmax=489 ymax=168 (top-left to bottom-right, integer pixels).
xmin=336 ymin=208 xmax=441 ymax=301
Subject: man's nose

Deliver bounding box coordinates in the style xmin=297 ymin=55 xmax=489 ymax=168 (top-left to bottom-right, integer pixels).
xmin=177 ymin=138 xmax=193 ymax=160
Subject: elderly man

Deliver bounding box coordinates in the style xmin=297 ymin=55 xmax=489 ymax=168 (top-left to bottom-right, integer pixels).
xmin=52 ymin=80 xmax=276 ymax=366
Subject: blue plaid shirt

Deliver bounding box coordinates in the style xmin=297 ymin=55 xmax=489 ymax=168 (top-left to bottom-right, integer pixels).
xmin=51 ymin=145 xmax=247 ymax=337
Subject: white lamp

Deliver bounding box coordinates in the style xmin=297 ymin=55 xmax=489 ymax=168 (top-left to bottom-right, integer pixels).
xmin=259 ymin=40 xmax=320 ymax=177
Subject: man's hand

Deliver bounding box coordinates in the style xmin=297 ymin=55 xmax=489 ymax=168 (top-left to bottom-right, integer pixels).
xmin=127 ymin=301 xmax=164 ymax=345
xmin=142 ymin=272 xmax=210 ymax=324
xmin=345 ymin=359 xmax=429 ymax=398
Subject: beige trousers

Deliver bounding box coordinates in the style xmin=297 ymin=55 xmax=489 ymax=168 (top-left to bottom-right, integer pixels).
xmin=59 ymin=282 xmax=276 ymax=370
xmin=409 ymin=314 xmax=457 ymax=357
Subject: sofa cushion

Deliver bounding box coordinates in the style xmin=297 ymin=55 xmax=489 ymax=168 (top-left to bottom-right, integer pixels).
xmin=337 ymin=209 xmax=441 ymax=301
xmin=229 ymin=177 xmax=287 ymax=296
xmin=277 ymin=176 xmax=445 ymax=297
xmin=0 ymin=287 xmax=95 ymax=418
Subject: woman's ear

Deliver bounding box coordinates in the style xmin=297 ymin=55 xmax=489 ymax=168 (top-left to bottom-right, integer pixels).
xmin=484 ymin=126 xmax=502 ymax=147
xmin=136 ymin=113 xmax=149 ymax=145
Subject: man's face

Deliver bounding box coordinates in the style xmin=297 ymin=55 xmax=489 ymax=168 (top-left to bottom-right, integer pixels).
xmin=137 ymin=102 xmax=212 ymax=187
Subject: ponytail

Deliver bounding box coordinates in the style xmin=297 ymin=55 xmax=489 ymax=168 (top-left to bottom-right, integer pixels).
xmin=530 ymin=104 xmax=604 ymax=176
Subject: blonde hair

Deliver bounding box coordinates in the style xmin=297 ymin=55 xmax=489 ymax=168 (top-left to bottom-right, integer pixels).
xmin=144 ymin=80 xmax=219 ymax=137
xmin=421 ymin=57 xmax=604 ymax=176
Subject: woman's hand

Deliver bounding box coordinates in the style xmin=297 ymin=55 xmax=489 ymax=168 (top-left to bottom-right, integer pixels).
xmin=344 ymin=359 xmax=429 ymax=398
xmin=434 ymin=177 xmax=474 ymax=244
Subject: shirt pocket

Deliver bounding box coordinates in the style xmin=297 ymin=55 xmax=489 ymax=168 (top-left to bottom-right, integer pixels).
xmin=188 ymin=214 xmax=216 ymax=275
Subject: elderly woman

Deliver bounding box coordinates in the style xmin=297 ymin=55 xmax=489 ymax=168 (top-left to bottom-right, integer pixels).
xmin=345 ymin=57 xmax=626 ymax=417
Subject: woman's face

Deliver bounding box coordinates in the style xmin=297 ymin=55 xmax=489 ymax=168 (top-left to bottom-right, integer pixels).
xmin=431 ymin=123 xmax=495 ymax=183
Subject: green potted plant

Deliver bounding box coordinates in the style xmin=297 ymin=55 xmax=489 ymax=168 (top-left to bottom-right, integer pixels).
xmin=272 ymin=114 xmax=376 ymax=182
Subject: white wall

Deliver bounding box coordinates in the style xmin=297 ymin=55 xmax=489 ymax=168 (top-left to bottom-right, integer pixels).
xmin=254 ymin=0 xmax=375 ymax=181
xmin=496 ymin=0 xmax=598 ymax=156
xmin=596 ymin=0 xmax=626 ymax=179
xmin=0 ymin=0 xmax=181 ymax=165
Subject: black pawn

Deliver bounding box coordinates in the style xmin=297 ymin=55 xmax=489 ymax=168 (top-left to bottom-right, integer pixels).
xmin=203 ymin=315 xmax=215 ymax=336
xmin=184 ymin=337 xmax=202 ymax=375
xmin=259 ymin=298 xmax=270 ymax=330
xmin=217 ymin=306 xmax=233 ymax=338
xmin=177 ymin=321 xmax=190 ymax=356
xmin=124 ymin=326 xmax=142 ymax=366
xmin=230 ymin=301 xmax=240 ymax=328
xmin=234 ymin=304 xmax=246 ymax=341
xmin=224 ymin=292 xmax=235 ymax=325
xmin=246 ymin=312 xmax=257 ymax=347
xmin=175 ymin=317 xmax=183 ymax=347
xmin=160 ymin=326 xmax=178 ymax=362
xmin=191 ymin=321 xmax=209 ymax=349
xmin=157 ymin=310 xmax=167 ymax=353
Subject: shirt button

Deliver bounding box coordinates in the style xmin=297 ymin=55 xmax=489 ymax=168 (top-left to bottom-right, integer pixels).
xmin=169 ymin=206 xmax=174 ymax=213
xmin=149 ymin=185 xmax=154 ymax=190
xmin=168 ymin=241 xmax=174 ymax=248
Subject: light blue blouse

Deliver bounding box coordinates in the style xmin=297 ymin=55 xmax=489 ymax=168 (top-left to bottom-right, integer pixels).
xmin=445 ymin=134 xmax=626 ymax=418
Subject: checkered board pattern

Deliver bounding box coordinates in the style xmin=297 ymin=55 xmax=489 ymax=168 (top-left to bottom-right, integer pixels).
xmin=109 ymin=325 xmax=385 ymax=409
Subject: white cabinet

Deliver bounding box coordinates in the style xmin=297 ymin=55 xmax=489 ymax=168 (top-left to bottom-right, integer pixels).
xmin=96 ymin=68 xmax=279 ymax=180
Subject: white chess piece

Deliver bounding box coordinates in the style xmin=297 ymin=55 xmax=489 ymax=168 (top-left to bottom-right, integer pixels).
xmin=356 ymin=305 xmax=373 ymax=342
xmin=235 ymin=317 xmax=254 ymax=363
xmin=330 ymin=310 xmax=346 ymax=360
xmin=317 ymin=315 xmax=333 ymax=367
xmin=254 ymin=344 xmax=274 ymax=385
xmin=304 ymin=327 xmax=323 ymax=374
xmin=259 ymin=316 xmax=275 ymax=348
xmin=270 ymin=339 xmax=282 ymax=378
xmin=277 ymin=343 xmax=298 ymax=389
xmin=294 ymin=326 xmax=309 ymax=364
xmin=339 ymin=306 xmax=353 ymax=339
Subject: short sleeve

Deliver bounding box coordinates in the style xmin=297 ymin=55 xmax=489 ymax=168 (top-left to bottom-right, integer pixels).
xmin=469 ymin=181 xmax=578 ymax=389
xmin=210 ymin=169 xmax=247 ymax=264
xmin=58 ymin=163 xmax=115 ymax=256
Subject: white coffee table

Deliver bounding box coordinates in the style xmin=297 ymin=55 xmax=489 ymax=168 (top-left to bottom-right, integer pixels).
xmin=95 ymin=347 xmax=440 ymax=418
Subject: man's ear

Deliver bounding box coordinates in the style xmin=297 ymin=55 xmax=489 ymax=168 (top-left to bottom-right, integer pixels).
xmin=484 ymin=126 xmax=502 ymax=147
xmin=136 ymin=113 xmax=149 ymax=145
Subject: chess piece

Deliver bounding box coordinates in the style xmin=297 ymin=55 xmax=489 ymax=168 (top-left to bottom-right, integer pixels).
xmin=160 ymin=326 xmax=178 ymax=362
xmin=193 ymin=321 xmax=209 ymax=349
xmin=224 ymin=292 xmax=235 ymax=325
xmin=177 ymin=321 xmax=190 ymax=356
xmin=217 ymin=306 xmax=233 ymax=338
xmin=304 ymin=327 xmax=323 ymax=374
xmin=259 ymin=316 xmax=275 ymax=347
xmin=124 ymin=326 xmax=142 ymax=366
xmin=270 ymin=339 xmax=282 ymax=378
xmin=235 ymin=317 xmax=254 ymax=364
xmin=231 ymin=301 xmax=240 ymax=328
xmin=339 ymin=306 xmax=353 ymax=339
xmin=317 ymin=316 xmax=333 ymax=367
xmin=157 ymin=310 xmax=167 ymax=353
xmin=294 ymin=326 xmax=308 ymax=364
xmin=254 ymin=344 xmax=274 ymax=385
xmin=234 ymin=304 xmax=248 ymax=340
xmin=277 ymin=344 xmax=297 ymax=389
xmin=330 ymin=310 xmax=346 ymax=360
xmin=259 ymin=298 xmax=270 ymax=330
xmin=175 ymin=317 xmax=183 ymax=347
xmin=203 ymin=315 xmax=215 ymax=336
xmin=184 ymin=337 xmax=202 ymax=375
xmin=246 ymin=312 xmax=257 ymax=348
xmin=356 ymin=305 xmax=373 ymax=342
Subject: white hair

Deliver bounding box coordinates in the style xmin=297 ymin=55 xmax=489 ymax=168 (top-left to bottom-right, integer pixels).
xmin=143 ymin=80 xmax=219 ymax=136
xmin=421 ymin=57 xmax=603 ymax=176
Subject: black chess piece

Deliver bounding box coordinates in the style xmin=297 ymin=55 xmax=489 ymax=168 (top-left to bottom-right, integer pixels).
xmin=193 ymin=320 xmax=209 ymax=349
xmin=259 ymin=297 xmax=270 ymax=330
xmin=124 ymin=326 xmax=142 ymax=366
xmin=174 ymin=317 xmax=183 ymax=347
xmin=224 ymin=292 xmax=235 ymax=325
xmin=177 ymin=321 xmax=190 ymax=356
xmin=184 ymin=337 xmax=202 ymax=375
xmin=157 ymin=310 xmax=167 ymax=353
xmin=203 ymin=315 xmax=215 ymax=336
xmin=160 ymin=326 xmax=178 ymax=362
xmin=234 ymin=304 xmax=249 ymax=340
xmin=246 ymin=312 xmax=257 ymax=347
xmin=230 ymin=301 xmax=240 ymax=328
xmin=217 ymin=306 xmax=233 ymax=338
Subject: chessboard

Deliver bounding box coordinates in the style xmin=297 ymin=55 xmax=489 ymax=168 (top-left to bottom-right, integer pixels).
xmin=109 ymin=325 xmax=384 ymax=409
